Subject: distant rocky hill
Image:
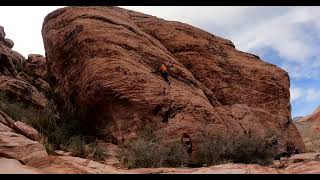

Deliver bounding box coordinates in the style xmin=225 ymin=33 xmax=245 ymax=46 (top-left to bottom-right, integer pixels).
xmin=298 ymin=107 xmax=320 ymax=123
xmin=293 ymin=117 xmax=303 ymax=121
xmin=294 ymin=106 xmax=320 ymax=152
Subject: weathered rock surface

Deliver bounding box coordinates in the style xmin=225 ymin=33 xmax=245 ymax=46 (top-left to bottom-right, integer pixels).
xmin=0 ymin=109 xmax=40 ymax=141
xmin=42 ymin=6 xmax=305 ymax=154
xmin=0 ymin=126 xmax=50 ymax=168
xmin=0 ymin=158 xmax=45 ymax=174
xmin=0 ymin=75 xmax=48 ymax=107
xmin=0 ymin=43 xmax=24 ymax=77
xmin=2 ymin=152 xmax=320 ymax=174
xmin=41 ymin=155 xmax=121 ymax=174
xmin=0 ymin=107 xmax=50 ymax=168
xmin=3 ymin=38 xmax=14 ymax=49
xmin=25 ymin=54 xmax=47 ymax=80
xmin=287 ymin=152 xmax=320 ymax=163
xmin=0 ymin=26 xmax=49 ymax=108
xmin=13 ymin=121 xmax=40 ymax=141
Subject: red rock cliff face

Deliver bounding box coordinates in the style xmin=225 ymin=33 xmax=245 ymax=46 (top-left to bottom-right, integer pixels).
xmin=42 ymin=6 xmax=305 ymax=153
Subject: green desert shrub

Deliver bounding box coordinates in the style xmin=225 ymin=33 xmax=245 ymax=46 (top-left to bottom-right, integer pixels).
xmin=117 ymin=126 xmax=183 ymax=168
xmin=0 ymin=91 xmax=107 ymax=160
xmin=43 ymin=137 xmax=55 ymax=154
xmin=0 ymin=91 xmax=40 ymax=124
xmin=65 ymin=136 xmax=107 ymax=160
xmin=227 ymin=136 xmax=275 ymax=165
xmin=89 ymin=144 xmax=107 ymax=161
xmin=195 ymin=132 xmax=275 ymax=166
xmin=195 ymin=132 xmax=229 ymax=166
xmin=67 ymin=136 xmax=88 ymax=158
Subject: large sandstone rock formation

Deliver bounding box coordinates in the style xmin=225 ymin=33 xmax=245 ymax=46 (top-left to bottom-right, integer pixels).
xmin=42 ymin=6 xmax=305 ymax=154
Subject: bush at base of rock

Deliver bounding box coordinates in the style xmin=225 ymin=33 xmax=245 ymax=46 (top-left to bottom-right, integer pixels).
xmin=117 ymin=126 xmax=183 ymax=169
xmin=195 ymin=132 xmax=275 ymax=166
xmin=67 ymin=136 xmax=87 ymax=158
xmin=118 ymin=126 xmax=276 ymax=168
xmin=42 ymin=137 xmax=55 ymax=154
xmin=117 ymin=139 xmax=183 ymax=169
xmin=64 ymin=136 xmax=107 ymax=161
xmin=0 ymin=91 xmax=43 ymax=127
xmin=0 ymin=90 xmax=107 ymax=161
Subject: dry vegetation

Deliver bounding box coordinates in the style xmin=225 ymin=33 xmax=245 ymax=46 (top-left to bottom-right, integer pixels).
xmin=117 ymin=126 xmax=276 ymax=168
xmin=0 ymin=90 xmax=106 ymax=161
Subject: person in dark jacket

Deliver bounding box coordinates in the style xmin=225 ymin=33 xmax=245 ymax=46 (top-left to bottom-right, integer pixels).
xmin=181 ymin=133 xmax=192 ymax=167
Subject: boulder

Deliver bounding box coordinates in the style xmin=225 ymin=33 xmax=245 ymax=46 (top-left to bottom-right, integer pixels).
xmin=0 ymin=75 xmax=48 ymax=108
xmin=0 ymin=109 xmax=39 ymax=141
xmin=0 ymin=109 xmax=50 ymax=169
xmin=42 ymin=6 xmax=305 ymax=154
xmin=13 ymin=121 xmax=40 ymax=141
xmin=0 ymin=122 xmax=50 ymax=168
xmin=0 ymin=28 xmax=49 ymax=108
xmin=0 ymin=44 xmax=25 ymax=77
xmin=25 ymin=54 xmax=47 ymax=79
xmin=0 ymin=131 xmax=50 ymax=168
xmin=3 ymin=38 xmax=14 ymax=49
xmin=32 ymin=78 xmax=50 ymax=92
xmin=288 ymin=152 xmax=320 ymax=163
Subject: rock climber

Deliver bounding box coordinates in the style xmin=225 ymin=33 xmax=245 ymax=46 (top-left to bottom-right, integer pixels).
xmin=152 ymin=63 xmax=175 ymax=84
xmin=181 ymin=133 xmax=192 ymax=167
xmin=159 ymin=64 xmax=171 ymax=84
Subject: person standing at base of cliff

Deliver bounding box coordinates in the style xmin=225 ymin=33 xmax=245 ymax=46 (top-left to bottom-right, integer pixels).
xmin=181 ymin=133 xmax=193 ymax=167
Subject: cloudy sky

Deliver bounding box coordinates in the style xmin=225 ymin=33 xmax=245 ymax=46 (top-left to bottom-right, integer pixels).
xmin=0 ymin=6 xmax=319 ymax=118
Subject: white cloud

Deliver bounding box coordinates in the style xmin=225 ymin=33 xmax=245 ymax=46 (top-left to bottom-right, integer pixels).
xmin=230 ymin=7 xmax=320 ymax=62
xmin=123 ymin=6 xmax=253 ymax=27
xmin=290 ymin=87 xmax=303 ymax=102
xmin=290 ymin=87 xmax=320 ymax=103
xmin=306 ymin=89 xmax=320 ymax=102
xmin=281 ymin=58 xmax=320 ymax=80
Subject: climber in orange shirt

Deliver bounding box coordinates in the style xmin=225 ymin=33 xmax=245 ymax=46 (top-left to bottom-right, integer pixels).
xmin=159 ymin=64 xmax=171 ymax=84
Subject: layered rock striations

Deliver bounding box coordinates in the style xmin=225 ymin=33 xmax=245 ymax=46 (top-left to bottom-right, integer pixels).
xmin=0 ymin=26 xmax=48 ymax=107
xmin=42 ymin=6 xmax=306 ymax=153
